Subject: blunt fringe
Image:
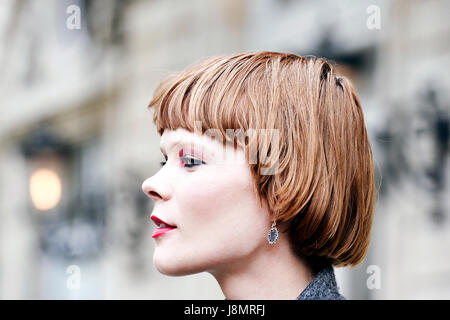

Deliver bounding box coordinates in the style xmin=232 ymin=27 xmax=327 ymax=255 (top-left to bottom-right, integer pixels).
xmin=148 ymin=51 xmax=376 ymax=269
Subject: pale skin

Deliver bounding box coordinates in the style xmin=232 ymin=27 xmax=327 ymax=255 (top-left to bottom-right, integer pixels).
xmin=141 ymin=128 xmax=314 ymax=299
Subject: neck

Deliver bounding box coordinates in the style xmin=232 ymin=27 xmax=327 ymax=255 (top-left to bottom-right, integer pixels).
xmin=210 ymin=234 xmax=314 ymax=300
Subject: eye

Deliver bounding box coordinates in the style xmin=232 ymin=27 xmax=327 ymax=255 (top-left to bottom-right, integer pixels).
xmin=181 ymin=156 xmax=206 ymax=168
xmin=159 ymin=154 xmax=168 ymax=167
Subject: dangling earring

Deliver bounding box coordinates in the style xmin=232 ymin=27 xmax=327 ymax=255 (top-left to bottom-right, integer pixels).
xmin=267 ymin=212 xmax=279 ymax=245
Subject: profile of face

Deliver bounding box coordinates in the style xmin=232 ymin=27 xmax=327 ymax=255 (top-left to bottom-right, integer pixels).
xmin=141 ymin=128 xmax=271 ymax=277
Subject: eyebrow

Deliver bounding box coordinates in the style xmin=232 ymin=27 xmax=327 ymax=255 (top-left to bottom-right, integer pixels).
xmin=159 ymin=139 xmax=204 ymax=155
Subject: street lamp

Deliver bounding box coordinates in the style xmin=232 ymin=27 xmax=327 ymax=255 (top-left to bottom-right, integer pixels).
xmin=29 ymin=168 xmax=62 ymax=211
xmin=21 ymin=127 xmax=72 ymax=214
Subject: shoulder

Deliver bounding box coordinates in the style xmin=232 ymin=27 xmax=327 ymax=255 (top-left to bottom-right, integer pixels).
xmin=296 ymin=264 xmax=346 ymax=300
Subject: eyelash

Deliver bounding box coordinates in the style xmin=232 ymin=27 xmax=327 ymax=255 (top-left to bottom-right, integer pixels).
xmin=159 ymin=156 xmax=206 ymax=168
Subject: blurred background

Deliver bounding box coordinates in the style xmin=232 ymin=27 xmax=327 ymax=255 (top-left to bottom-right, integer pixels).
xmin=0 ymin=0 xmax=449 ymax=299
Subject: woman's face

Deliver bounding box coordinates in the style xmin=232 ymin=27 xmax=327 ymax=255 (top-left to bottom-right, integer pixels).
xmin=141 ymin=128 xmax=271 ymax=276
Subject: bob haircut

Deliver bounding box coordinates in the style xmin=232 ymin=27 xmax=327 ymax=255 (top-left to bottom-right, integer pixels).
xmin=148 ymin=51 xmax=376 ymax=272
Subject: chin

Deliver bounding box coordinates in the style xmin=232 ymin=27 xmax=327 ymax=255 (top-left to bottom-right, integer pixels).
xmin=153 ymin=253 xmax=204 ymax=277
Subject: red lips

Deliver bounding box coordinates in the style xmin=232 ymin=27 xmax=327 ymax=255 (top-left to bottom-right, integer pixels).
xmin=152 ymin=227 xmax=175 ymax=238
xmin=151 ymin=215 xmax=176 ymax=238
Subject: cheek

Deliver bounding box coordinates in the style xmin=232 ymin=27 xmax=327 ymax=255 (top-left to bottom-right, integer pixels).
xmin=178 ymin=165 xmax=254 ymax=219
xmin=176 ymin=164 xmax=266 ymax=249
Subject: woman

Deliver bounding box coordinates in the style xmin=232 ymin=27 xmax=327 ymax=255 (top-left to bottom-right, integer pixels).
xmin=142 ymin=51 xmax=376 ymax=300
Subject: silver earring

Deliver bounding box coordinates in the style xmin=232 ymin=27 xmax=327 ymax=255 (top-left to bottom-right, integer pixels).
xmin=267 ymin=221 xmax=279 ymax=245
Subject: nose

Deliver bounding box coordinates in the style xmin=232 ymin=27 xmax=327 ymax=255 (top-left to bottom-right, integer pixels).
xmin=141 ymin=176 xmax=171 ymax=202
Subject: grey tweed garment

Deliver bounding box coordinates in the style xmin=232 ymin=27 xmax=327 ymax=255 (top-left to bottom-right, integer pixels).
xmin=296 ymin=263 xmax=346 ymax=300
